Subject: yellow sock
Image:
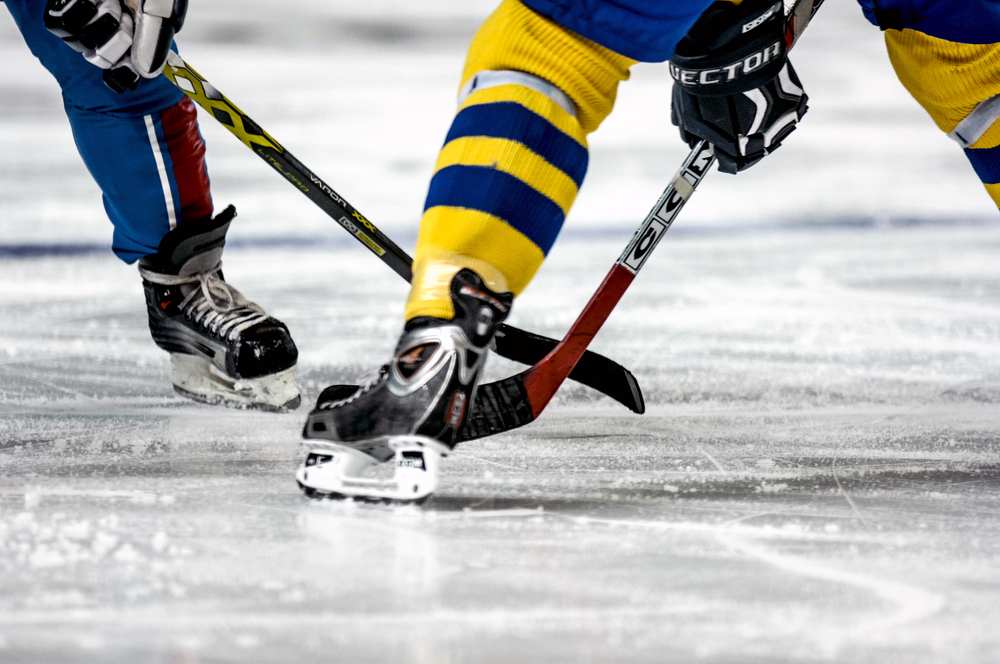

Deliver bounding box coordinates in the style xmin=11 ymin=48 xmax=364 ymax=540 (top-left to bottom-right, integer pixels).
xmin=406 ymin=0 xmax=635 ymax=321
xmin=886 ymin=29 xmax=1000 ymax=208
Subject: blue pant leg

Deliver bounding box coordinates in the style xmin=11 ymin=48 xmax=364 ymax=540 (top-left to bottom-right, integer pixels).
xmin=6 ymin=0 xmax=199 ymax=263
xmin=521 ymin=0 xmax=714 ymax=61
xmin=68 ymin=106 xmax=198 ymax=262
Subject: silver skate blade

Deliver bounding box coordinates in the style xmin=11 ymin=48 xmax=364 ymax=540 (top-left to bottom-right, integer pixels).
xmin=170 ymin=354 xmax=301 ymax=412
xmin=295 ymin=436 xmax=446 ymax=503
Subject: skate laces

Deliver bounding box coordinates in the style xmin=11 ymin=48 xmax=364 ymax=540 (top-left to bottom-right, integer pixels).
xmin=140 ymin=264 xmax=269 ymax=341
xmin=356 ymin=366 xmax=387 ymax=390
xmin=321 ymin=366 xmax=387 ymax=409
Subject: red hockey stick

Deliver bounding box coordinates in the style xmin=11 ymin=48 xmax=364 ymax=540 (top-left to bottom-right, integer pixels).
xmin=523 ymin=142 xmax=714 ymax=415
xmin=459 ymin=143 xmax=713 ymax=440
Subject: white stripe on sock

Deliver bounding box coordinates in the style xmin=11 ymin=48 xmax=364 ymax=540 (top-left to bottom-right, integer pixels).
xmin=457 ymin=70 xmax=578 ymax=119
xmin=949 ymin=93 xmax=1000 ymax=149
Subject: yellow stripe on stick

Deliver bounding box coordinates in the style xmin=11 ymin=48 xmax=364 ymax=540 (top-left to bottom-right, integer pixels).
xmin=163 ymin=55 xmax=283 ymax=153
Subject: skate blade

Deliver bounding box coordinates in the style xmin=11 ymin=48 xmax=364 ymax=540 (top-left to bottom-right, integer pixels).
xmin=170 ymin=354 xmax=301 ymax=412
xmin=295 ymin=436 xmax=448 ymax=504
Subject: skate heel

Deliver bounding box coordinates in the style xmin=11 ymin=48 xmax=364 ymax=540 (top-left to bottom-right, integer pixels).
xmin=296 ymin=436 xmax=447 ymax=503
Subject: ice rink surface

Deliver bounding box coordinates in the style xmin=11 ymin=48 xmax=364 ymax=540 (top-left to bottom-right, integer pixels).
xmin=2 ymin=2 xmax=1000 ymax=663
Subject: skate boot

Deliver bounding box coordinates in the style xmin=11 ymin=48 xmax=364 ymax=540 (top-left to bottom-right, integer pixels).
xmin=138 ymin=205 xmax=301 ymax=411
xmin=297 ymin=268 xmax=513 ymax=502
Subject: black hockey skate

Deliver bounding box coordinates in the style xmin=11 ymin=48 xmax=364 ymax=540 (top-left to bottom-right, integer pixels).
xmin=297 ymin=268 xmax=513 ymax=502
xmin=138 ymin=205 xmax=301 ymax=411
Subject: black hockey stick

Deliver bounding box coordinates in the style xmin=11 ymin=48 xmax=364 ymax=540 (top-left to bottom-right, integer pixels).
xmin=161 ymin=53 xmax=643 ymax=414
xmin=460 ymin=0 xmax=826 ymax=441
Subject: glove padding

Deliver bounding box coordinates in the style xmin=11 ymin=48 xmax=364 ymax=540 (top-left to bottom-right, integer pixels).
xmin=44 ymin=0 xmax=188 ymax=92
xmin=670 ymin=0 xmax=808 ymax=174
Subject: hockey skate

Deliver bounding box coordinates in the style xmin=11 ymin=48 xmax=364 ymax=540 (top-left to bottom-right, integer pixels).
xmin=139 ymin=206 xmax=301 ymax=411
xmin=296 ymin=268 xmax=513 ymax=502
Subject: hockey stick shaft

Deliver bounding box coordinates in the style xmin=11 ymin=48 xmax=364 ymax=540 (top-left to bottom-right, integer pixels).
xmin=160 ymin=52 xmax=643 ymax=413
xmin=523 ymin=142 xmax=714 ymax=415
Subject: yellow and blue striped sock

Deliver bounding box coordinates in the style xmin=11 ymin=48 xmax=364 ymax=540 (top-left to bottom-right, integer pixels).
xmin=406 ymin=0 xmax=634 ymax=321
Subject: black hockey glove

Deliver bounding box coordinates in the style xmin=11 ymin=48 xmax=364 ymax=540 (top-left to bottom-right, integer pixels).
xmin=670 ymin=0 xmax=808 ymax=174
xmin=44 ymin=0 xmax=188 ymax=93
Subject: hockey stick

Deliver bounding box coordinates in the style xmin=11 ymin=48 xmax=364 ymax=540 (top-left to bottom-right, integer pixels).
xmin=161 ymin=53 xmax=643 ymax=414
xmin=459 ymin=0 xmax=826 ymax=441
xmin=459 ymin=142 xmax=713 ymax=440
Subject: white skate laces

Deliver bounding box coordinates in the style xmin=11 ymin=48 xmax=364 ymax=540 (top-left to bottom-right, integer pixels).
xmin=322 ymin=366 xmax=389 ymax=409
xmin=138 ymin=262 xmax=269 ymax=342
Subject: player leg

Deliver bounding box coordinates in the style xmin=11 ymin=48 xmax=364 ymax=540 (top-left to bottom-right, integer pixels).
xmin=7 ymin=0 xmax=300 ymax=410
xmin=297 ymin=0 xmax=638 ymax=500
xmin=883 ymin=28 xmax=1000 ymax=209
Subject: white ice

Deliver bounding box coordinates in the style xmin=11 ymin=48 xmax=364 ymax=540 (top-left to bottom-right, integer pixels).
xmin=1 ymin=1 xmax=999 ymax=663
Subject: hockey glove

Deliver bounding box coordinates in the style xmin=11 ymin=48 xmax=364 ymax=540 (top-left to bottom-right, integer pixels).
xmin=670 ymin=0 xmax=808 ymax=174
xmin=44 ymin=0 xmax=188 ymax=93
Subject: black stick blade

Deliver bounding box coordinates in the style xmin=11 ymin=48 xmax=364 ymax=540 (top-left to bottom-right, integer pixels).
xmin=494 ymin=325 xmax=644 ymax=414
xmin=460 ymin=375 xmax=535 ymax=442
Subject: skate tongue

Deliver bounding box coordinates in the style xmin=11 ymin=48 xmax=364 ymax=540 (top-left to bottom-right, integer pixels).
xmin=178 ymin=247 xmax=223 ymax=278
xmin=156 ymin=206 xmax=235 ymax=274
xmin=176 ymin=248 xmax=223 ymax=298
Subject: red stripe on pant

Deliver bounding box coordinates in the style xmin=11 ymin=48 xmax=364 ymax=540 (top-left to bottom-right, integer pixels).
xmin=160 ymin=96 xmax=213 ymax=222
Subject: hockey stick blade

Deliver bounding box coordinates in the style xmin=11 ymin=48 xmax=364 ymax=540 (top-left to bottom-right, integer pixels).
xmin=461 ymin=322 xmax=646 ymax=440
xmin=161 ymin=52 xmax=643 ymax=414
xmin=492 ymin=325 xmax=643 ymax=414
xmin=460 ymin=0 xmax=828 ymax=441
